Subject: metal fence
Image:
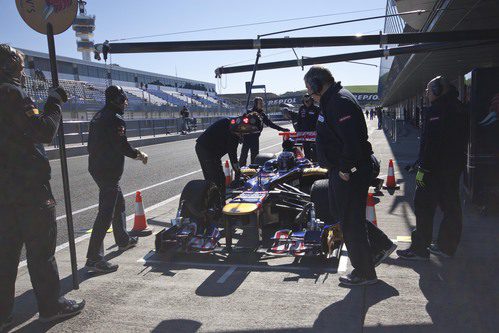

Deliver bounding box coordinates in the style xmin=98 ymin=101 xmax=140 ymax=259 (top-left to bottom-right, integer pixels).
xmin=382 ymin=111 xmax=399 ymax=142
xmin=52 ymin=112 xmax=286 ymax=147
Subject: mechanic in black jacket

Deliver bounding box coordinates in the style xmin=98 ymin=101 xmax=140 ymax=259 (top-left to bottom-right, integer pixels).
xmin=0 ymin=45 xmax=84 ymax=328
xmin=305 ymin=66 xmax=390 ymax=286
xmin=296 ymin=94 xmax=320 ymax=160
xmin=86 ymin=85 xmax=149 ymax=274
xmin=196 ymin=113 xmax=263 ymax=200
xmin=239 ymin=97 xmax=289 ymax=166
xmin=398 ymin=76 xmax=468 ymax=260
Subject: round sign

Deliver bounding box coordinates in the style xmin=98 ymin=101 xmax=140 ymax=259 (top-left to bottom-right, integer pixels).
xmin=16 ymin=0 xmax=78 ymax=35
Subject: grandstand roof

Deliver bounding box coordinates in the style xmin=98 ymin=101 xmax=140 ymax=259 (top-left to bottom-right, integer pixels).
xmin=17 ymin=47 xmax=215 ymax=88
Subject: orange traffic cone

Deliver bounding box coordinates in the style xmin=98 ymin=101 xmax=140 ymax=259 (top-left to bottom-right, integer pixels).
xmin=383 ymin=159 xmax=400 ymax=189
xmin=130 ymin=191 xmax=152 ymax=236
xmin=224 ymin=160 xmax=232 ymax=185
xmin=366 ymin=193 xmax=377 ymax=226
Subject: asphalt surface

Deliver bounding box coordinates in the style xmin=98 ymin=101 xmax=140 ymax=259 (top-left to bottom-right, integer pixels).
xmin=10 ymin=118 xmax=498 ymax=332
xmin=48 ymin=126 xmax=289 ymax=252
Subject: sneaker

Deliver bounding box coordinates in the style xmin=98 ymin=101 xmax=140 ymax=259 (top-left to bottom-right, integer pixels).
xmin=373 ymin=243 xmax=398 ymax=267
xmin=39 ymin=298 xmax=85 ymax=323
xmin=0 ymin=316 xmax=13 ymax=332
xmin=396 ymin=248 xmax=429 ymax=261
xmin=118 ymin=236 xmax=138 ymax=251
xmin=339 ymin=273 xmax=378 ymax=286
xmin=428 ymin=244 xmax=452 ymax=258
xmin=85 ymin=259 xmax=119 ymax=274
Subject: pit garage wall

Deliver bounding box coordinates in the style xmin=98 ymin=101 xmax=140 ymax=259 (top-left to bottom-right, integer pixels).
xmin=464 ymin=67 xmax=499 ymax=206
xmin=385 ymin=67 xmax=499 ymax=208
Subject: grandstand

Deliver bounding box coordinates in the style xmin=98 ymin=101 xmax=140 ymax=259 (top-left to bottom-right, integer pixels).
xmin=18 ymin=48 xmax=231 ymax=117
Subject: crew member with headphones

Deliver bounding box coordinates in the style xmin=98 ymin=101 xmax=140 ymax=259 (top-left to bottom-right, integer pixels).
xmin=86 ymin=85 xmax=149 ymax=274
xmin=398 ymin=76 xmax=467 ymax=260
xmin=239 ymin=97 xmax=289 ymax=166
xmin=304 ymin=66 xmax=387 ymax=286
xmin=296 ymin=94 xmax=320 ymax=160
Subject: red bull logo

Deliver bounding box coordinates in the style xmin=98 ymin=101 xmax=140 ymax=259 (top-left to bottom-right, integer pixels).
xmin=44 ymin=0 xmax=74 ymax=20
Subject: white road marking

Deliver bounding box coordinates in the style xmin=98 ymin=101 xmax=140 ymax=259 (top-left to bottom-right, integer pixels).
xmin=18 ymin=194 xmax=181 ymax=269
xmin=55 ymin=172 xmax=198 ymax=221
xmin=54 ymin=143 xmax=282 ymax=221
xmin=217 ymin=265 xmax=238 ymax=283
xmin=337 ymin=244 xmax=349 ymax=273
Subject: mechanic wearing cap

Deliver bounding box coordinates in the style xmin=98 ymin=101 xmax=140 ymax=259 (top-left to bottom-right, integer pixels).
xmin=0 ymin=45 xmax=84 ymax=329
xmin=297 ymin=94 xmax=320 ymax=160
xmin=196 ymin=113 xmax=262 ymax=199
xmin=240 ymin=97 xmax=289 ymax=166
xmin=398 ymin=76 xmax=467 ymax=260
xmin=85 ymin=85 xmax=149 ymax=274
xmin=304 ymin=66 xmax=381 ymax=286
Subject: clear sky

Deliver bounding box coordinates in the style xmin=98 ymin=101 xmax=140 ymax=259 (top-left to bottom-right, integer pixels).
xmin=1 ymin=0 xmax=388 ymax=94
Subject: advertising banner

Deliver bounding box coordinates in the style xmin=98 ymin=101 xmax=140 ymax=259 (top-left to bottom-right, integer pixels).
xmin=268 ymin=93 xmax=379 ymax=107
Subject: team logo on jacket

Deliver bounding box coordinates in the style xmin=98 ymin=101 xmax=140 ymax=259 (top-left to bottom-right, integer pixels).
xmin=117 ymin=126 xmax=126 ymax=136
xmin=339 ymin=115 xmax=351 ymax=123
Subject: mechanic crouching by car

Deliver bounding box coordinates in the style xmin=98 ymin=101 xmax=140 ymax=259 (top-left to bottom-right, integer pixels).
xmin=196 ymin=113 xmax=263 ymax=201
xmin=86 ymin=85 xmax=149 ymax=274
xmin=397 ymin=76 xmax=467 ymax=260
xmin=296 ymin=94 xmax=320 ymax=160
xmin=0 ymin=44 xmax=85 ymax=330
xmin=240 ymin=97 xmax=289 ymax=166
xmin=304 ymin=66 xmax=395 ymax=286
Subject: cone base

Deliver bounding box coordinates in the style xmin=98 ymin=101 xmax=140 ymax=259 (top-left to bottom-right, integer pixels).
xmin=129 ymin=227 xmax=153 ymax=237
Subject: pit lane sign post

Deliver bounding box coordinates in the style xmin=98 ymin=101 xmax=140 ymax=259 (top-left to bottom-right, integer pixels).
xmin=16 ymin=0 xmax=80 ymax=289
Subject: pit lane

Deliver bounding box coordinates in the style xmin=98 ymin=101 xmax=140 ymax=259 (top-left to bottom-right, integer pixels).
xmin=17 ymin=126 xmax=289 ymax=263
xmin=139 ymin=222 xmax=343 ymax=289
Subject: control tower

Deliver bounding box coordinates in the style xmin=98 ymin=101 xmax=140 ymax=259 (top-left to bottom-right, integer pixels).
xmin=72 ymin=1 xmax=95 ymax=62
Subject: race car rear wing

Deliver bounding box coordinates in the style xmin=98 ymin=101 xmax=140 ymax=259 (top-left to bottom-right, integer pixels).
xmin=279 ymin=131 xmax=316 ymax=142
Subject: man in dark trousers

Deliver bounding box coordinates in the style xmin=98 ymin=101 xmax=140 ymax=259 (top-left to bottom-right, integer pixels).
xmin=376 ymin=107 xmax=383 ymax=129
xmin=180 ymin=105 xmax=190 ymax=134
xmin=0 ymin=45 xmax=84 ymax=329
xmin=86 ymin=85 xmax=149 ymax=274
xmin=196 ymin=113 xmax=263 ymax=199
xmin=305 ymin=66 xmax=393 ymax=286
xmin=398 ymin=76 xmax=467 ymax=260
xmin=240 ymin=97 xmax=289 ymax=166
xmin=296 ymin=94 xmax=320 ymax=160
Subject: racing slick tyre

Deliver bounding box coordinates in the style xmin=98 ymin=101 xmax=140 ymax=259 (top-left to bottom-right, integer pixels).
xmin=311 ymin=179 xmax=342 ymax=261
xmin=180 ymin=180 xmax=222 ymax=224
xmin=254 ymin=153 xmax=276 ymax=166
xmin=310 ymin=179 xmax=332 ymax=223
